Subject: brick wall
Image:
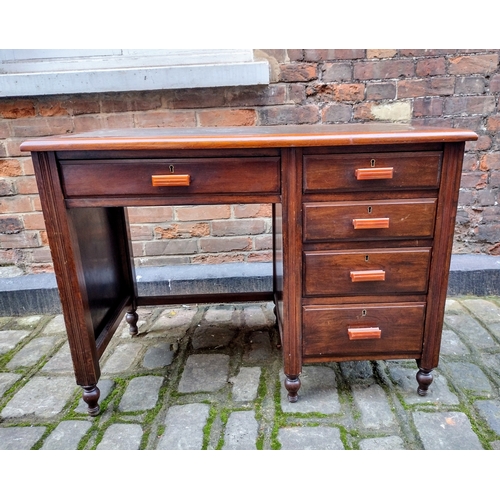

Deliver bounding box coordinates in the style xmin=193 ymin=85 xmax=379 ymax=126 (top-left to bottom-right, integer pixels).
xmin=1 ymin=49 xmax=499 ymax=275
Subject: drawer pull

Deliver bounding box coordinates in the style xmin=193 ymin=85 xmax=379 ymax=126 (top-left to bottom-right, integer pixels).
xmin=350 ymin=270 xmax=386 ymax=282
xmin=152 ymin=174 xmax=191 ymax=187
xmin=355 ymin=167 xmax=394 ymax=180
xmin=348 ymin=327 xmax=382 ymax=340
xmin=353 ymin=218 xmax=390 ymax=229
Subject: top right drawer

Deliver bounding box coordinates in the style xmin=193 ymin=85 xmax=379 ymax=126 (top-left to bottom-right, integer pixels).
xmin=303 ymin=151 xmax=442 ymax=193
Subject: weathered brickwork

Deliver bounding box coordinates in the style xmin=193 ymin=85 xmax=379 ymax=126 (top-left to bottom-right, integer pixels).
xmin=1 ymin=49 xmax=499 ymax=273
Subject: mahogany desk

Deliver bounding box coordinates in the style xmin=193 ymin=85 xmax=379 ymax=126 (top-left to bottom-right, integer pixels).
xmin=21 ymin=124 xmax=477 ymax=415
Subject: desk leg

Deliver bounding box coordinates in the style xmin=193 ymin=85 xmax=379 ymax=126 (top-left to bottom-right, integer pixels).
xmin=82 ymin=385 xmax=101 ymax=416
xmin=126 ymin=308 xmax=139 ymax=336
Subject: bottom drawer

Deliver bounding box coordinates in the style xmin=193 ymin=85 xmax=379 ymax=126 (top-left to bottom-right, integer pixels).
xmin=302 ymin=302 xmax=425 ymax=358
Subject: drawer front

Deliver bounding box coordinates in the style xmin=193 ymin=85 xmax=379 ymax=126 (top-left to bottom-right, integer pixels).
xmin=303 ymin=151 xmax=442 ymax=193
xmin=304 ymin=248 xmax=431 ymax=296
xmin=302 ymin=303 xmax=425 ymax=358
xmin=303 ymin=199 xmax=437 ymax=242
xmin=60 ymin=157 xmax=280 ymax=198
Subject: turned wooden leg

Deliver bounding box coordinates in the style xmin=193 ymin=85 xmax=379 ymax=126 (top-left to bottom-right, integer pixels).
xmin=416 ymin=368 xmax=434 ymax=396
xmin=285 ymin=375 xmax=301 ymax=402
xmin=126 ymin=308 xmax=139 ymax=336
xmin=82 ymin=384 xmax=101 ymax=416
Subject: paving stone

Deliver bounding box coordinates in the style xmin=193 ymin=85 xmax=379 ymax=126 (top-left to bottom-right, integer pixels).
xmin=281 ymin=365 xmax=341 ymax=414
xmin=41 ymin=420 xmax=92 ymax=450
xmin=1 ymin=376 xmax=76 ymax=419
xmin=178 ymin=353 xmax=229 ymax=393
xmin=359 ymin=436 xmax=405 ymax=450
xmin=222 ymin=411 xmax=258 ymax=450
xmin=0 ymin=317 xmax=12 ymax=328
xmin=440 ymin=329 xmax=470 ymax=356
xmin=242 ymin=330 xmax=273 ymax=363
xmin=352 ymin=384 xmax=397 ymax=429
xmin=461 ymin=298 xmax=500 ymax=327
xmin=413 ymin=411 xmax=483 ymax=450
xmin=242 ymin=305 xmax=270 ymax=329
xmin=278 ymin=426 xmax=344 ymax=450
xmin=480 ymin=353 xmax=500 ymax=379
xmin=0 ymin=426 xmax=46 ymax=450
xmin=96 ymin=423 xmax=143 ymax=450
xmin=146 ymin=307 xmax=197 ymax=339
xmin=6 ymin=336 xmax=60 ymax=369
xmin=41 ymin=342 xmax=73 ymax=373
xmin=191 ymin=324 xmax=238 ymax=349
xmin=142 ymin=343 xmax=175 ymax=369
xmin=75 ymin=379 xmax=115 ymax=414
xmin=474 ymin=400 xmax=500 ymax=435
xmin=204 ymin=305 xmax=236 ymax=324
xmin=341 ymin=361 xmax=375 ymax=383
xmin=444 ymin=361 xmax=494 ymax=396
xmin=101 ymin=343 xmax=142 ymax=374
xmin=119 ymin=376 xmax=163 ymax=412
xmin=491 ymin=440 xmax=500 ymax=450
xmin=157 ymin=403 xmax=209 ymax=450
xmin=230 ymin=367 xmax=261 ymax=401
xmin=444 ymin=314 xmax=497 ymax=349
xmin=444 ymin=299 xmax=466 ymax=314
xmin=13 ymin=315 xmax=43 ymax=329
xmin=387 ymin=364 xmax=459 ymax=405
xmin=0 ymin=372 xmax=21 ymax=398
xmin=0 ymin=330 xmax=30 ymax=355
xmin=41 ymin=314 xmax=66 ymax=335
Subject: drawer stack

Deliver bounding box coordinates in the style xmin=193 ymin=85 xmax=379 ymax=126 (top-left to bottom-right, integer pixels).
xmin=301 ymin=149 xmax=443 ymax=362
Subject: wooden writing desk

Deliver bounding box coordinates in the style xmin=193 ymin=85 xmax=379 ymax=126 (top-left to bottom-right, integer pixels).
xmin=21 ymin=124 xmax=477 ymax=415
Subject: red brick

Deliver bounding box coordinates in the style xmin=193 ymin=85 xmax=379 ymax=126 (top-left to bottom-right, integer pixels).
xmin=288 ymin=84 xmax=306 ymax=104
xmin=279 ymin=63 xmax=318 ymax=82
xmin=0 ymin=231 xmax=40 ymax=249
xmin=410 ymin=117 xmax=454 ymax=128
xmin=68 ymin=96 xmax=101 ymax=115
xmin=197 ymin=109 xmax=257 ymax=127
xmin=416 ymin=58 xmax=446 ymax=76
xmin=154 ymin=222 xmax=209 ymax=239
xmin=175 ymin=205 xmax=231 ymax=222
xmin=38 ymin=101 xmax=70 ymax=117
xmin=0 ymin=99 xmax=36 ymax=119
xmin=259 ymin=105 xmax=319 ymax=125
xmin=224 ymin=85 xmax=286 ymax=106
xmin=461 ymin=171 xmax=488 ymax=189
xmin=304 ymin=50 xmax=365 ymax=61
xmin=322 ymin=63 xmax=352 ymax=82
xmin=366 ymin=82 xmax=396 ymax=100
xmin=0 ymin=216 xmax=23 ymax=234
xmin=200 ymin=237 xmax=251 ymax=253
xmin=0 ymin=179 xmax=16 ymax=196
xmin=0 ymin=249 xmax=17 ymax=265
xmin=487 ymin=115 xmax=500 ymax=131
xmin=413 ymin=97 xmax=444 ymax=117
xmin=211 ymin=219 xmax=265 ymax=236
xmin=479 ymin=152 xmax=500 ymax=171
xmin=0 ymin=120 xmax=10 ymax=139
xmin=0 ymin=159 xmax=22 ymax=177
xmin=400 ymin=49 xmax=458 ymax=57
xmin=467 ymin=135 xmax=492 ymax=152
xmin=191 ymin=254 xmax=245 ymax=265
xmin=454 ymin=116 xmax=482 ymax=131
xmin=166 ymin=88 xmax=225 ymax=109
xmin=134 ymin=110 xmax=196 ymax=128
xmin=247 ymin=251 xmax=273 ymax=262
xmin=73 ymin=115 xmax=104 ymax=133
xmin=449 ymin=54 xmax=499 ymax=75
xmin=306 ymin=83 xmax=364 ymax=102
xmin=353 ymin=102 xmax=375 ymax=121
xmin=0 ymin=195 xmax=33 ymax=214
xmin=444 ymin=96 xmax=496 ymax=115
xmin=15 ymin=176 xmax=38 ymax=194
xmin=254 ymin=234 xmax=273 ymax=250
xmin=129 ymin=224 xmax=153 ymax=240
xmin=31 ymin=195 xmax=42 ymax=211
xmin=100 ymin=92 xmax=162 ymax=113
xmin=322 ymin=103 xmax=352 ymax=123
xmin=4 ymin=138 xmax=31 ymax=157
xmin=9 ymin=116 xmax=73 ymax=138
xmin=462 ymin=154 xmax=479 ymax=171
xmin=22 ymin=212 xmax=46 ymax=230
xmin=21 ymin=158 xmax=34 ymax=175
xmin=367 ymin=50 xmax=397 ymax=59
xmin=102 ymin=113 xmax=135 ymax=130
xmin=143 ymin=239 xmax=198 ymax=256
xmin=455 ymin=77 xmax=486 ymax=94
xmin=286 ymin=49 xmax=304 ymax=61
xmin=398 ymin=78 xmax=455 ymax=97
xmin=354 ymin=60 xmax=414 ymax=79
xmin=490 ymin=75 xmax=500 ymax=92
xmin=257 ymin=49 xmax=287 ymax=62
xmin=233 ymin=204 xmax=272 ymax=218
xmin=126 ymin=206 xmax=174 ymax=223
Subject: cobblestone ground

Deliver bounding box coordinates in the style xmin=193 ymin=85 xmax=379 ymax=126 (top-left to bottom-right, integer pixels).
xmin=1 ymin=297 xmax=500 ymax=450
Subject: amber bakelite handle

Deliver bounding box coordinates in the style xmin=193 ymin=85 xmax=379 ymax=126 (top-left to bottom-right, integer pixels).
xmin=355 ymin=167 xmax=394 ymax=180
xmin=350 ymin=270 xmax=386 ymax=282
xmin=152 ymin=175 xmax=191 ymax=187
xmin=353 ymin=218 xmax=390 ymax=229
xmin=348 ymin=327 xmax=382 ymax=340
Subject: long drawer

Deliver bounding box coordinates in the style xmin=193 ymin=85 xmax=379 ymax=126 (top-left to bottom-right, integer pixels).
xmin=303 ymin=248 xmax=431 ymax=296
xmin=59 ymin=157 xmax=280 ymax=198
xmin=303 ymin=199 xmax=437 ymax=242
xmin=303 ymin=151 xmax=442 ymax=193
xmin=302 ymin=302 xmax=425 ymax=358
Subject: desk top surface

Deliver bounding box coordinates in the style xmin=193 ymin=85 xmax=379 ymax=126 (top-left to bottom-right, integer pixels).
xmin=20 ymin=123 xmax=478 ymax=152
